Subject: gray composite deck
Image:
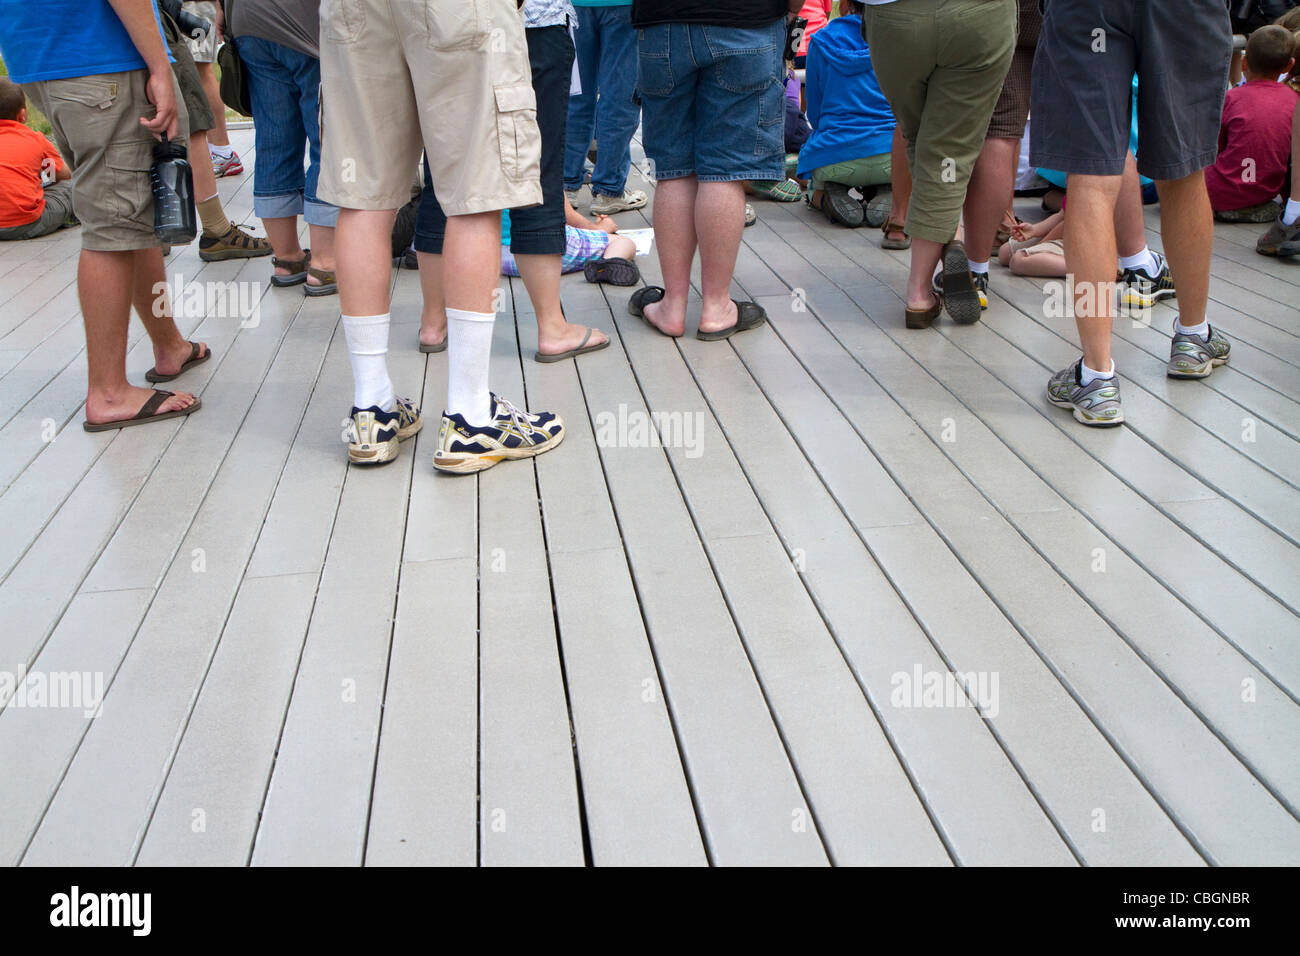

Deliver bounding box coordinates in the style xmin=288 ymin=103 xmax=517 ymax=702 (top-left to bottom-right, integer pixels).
xmin=1 ymin=127 xmax=1298 ymax=866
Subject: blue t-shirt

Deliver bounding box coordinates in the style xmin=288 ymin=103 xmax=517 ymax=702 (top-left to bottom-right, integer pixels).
xmin=0 ymin=0 xmax=169 ymax=84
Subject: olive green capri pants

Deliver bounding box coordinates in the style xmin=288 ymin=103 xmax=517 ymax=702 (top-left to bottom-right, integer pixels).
xmin=809 ymin=153 xmax=892 ymax=193
xmin=863 ymin=0 xmax=1015 ymax=243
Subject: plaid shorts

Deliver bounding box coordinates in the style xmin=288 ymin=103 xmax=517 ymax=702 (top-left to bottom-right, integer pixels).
xmin=500 ymin=225 xmax=610 ymax=277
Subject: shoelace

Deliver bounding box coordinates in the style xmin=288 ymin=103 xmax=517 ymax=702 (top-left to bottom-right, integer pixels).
xmin=494 ymin=396 xmax=539 ymax=445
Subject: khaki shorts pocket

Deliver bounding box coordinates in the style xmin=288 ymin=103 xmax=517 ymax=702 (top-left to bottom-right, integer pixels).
xmin=494 ymin=83 xmax=537 ymax=181
xmin=104 ymin=141 xmax=156 ymax=233
xmin=45 ymin=77 xmax=120 ymax=111
xmin=426 ymin=0 xmax=488 ymax=50
xmin=322 ymin=0 xmax=366 ymax=44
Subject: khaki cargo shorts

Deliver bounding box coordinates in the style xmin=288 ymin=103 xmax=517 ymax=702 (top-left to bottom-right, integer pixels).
xmin=318 ymin=0 xmax=543 ymax=216
xmin=182 ymin=2 xmax=220 ymax=63
xmin=24 ymin=69 xmax=191 ymax=252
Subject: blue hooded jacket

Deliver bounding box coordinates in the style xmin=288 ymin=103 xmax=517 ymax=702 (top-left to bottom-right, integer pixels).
xmin=797 ymin=14 xmax=895 ymax=180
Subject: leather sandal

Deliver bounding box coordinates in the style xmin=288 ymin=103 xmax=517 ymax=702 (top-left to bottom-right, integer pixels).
xmin=905 ymin=294 xmax=942 ymax=330
xmin=271 ymin=248 xmax=311 ymax=287
xmin=881 ymin=220 xmax=911 ymax=250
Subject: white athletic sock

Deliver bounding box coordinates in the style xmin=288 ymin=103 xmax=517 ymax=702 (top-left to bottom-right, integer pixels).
xmin=1119 ymin=246 xmax=1159 ymax=275
xmin=446 ymin=308 xmax=496 ymax=426
xmin=209 ymin=142 xmax=234 ymax=159
xmin=1284 ymin=199 xmax=1300 ymax=226
xmin=341 ymin=313 xmax=395 ymax=412
xmin=967 ymin=258 xmax=990 ymax=275
xmin=1175 ymin=316 xmax=1209 ymax=339
xmin=1079 ymin=359 xmax=1115 ymax=386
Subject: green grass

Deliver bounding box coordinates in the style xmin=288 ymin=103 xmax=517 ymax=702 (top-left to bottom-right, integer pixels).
xmin=0 ymin=56 xmax=53 ymax=134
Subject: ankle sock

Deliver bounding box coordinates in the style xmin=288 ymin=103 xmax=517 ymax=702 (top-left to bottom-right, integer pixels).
xmin=446 ymin=308 xmax=496 ymax=426
xmin=209 ymin=142 xmax=234 ymax=159
xmin=1175 ymin=316 xmax=1209 ymax=338
xmin=967 ymin=258 xmax=990 ymax=275
xmin=1284 ymin=199 xmax=1300 ymax=226
xmin=1080 ymin=359 xmax=1115 ymax=386
xmin=1119 ymin=246 xmax=1159 ymax=275
xmin=341 ymin=314 xmax=395 ymax=412
xmin=196 ymin=194 xmax=230 ymax=238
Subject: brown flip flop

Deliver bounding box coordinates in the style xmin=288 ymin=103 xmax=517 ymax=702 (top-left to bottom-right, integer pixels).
xmin=534 ymin=326 xmax=609 ymax=363
xmin=83 ymin=390 xmax=201 ymax=432
xmin=145 ymin=341 xmax=210 ymax=383
xmin=419 ymin=335 xmax=448 ymax=354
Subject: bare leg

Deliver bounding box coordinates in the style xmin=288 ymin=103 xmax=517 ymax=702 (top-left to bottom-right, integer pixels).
xmin=442 ymin=211 xmax=503 ymax=313
xmin=515 ymin=252 xmax=609 ymax=355
xmin=197 ymin=63 xmax=230 ymax=148
xmin=906 ymin=238 xmax=944 ymax=311
xmin=305 ymin=223 xmax=337 ymax=287
xmin=1113 ymin=152 xmax=1148 ymax=259
xmin=963 ymin=137 xmax=1019 ymax=266
xmin=1153 ymin=171 xmax=1213 ymax=327
xmin=264 ymin=216 xmax=307 ymax=279
xmin=81 ymin=248 xmax=195 ymax=424
xmin=132 ymin=246 xmax=209 ymax=376
xmin=694 ymin=180 xmax=746 ymax=334
xmin=336 ymin=208 xmax=397 ymax=316
xmin=417 ymin=251 xmax=447 ymax=347
xmin=1064 ymin=173 xmax=1122 ymax=371
xmin=1009 ymin=249 xmax=1067 ymax=277
xmin=190 ymin=130 xmax=219 ymax=202
xmin=604 ymin=235 xmax=636 ymax=260
xmin=886 ymin=126 xmax=911 ymax=243
xmin=642 ymin=176 xmax=698 ymax=337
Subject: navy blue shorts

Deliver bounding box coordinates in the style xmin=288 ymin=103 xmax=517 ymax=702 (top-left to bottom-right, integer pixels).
xmin=1029 ymin=0 xmax=1232 ymax=181
xmin=637 ymin=19 xmax=787 ymax=183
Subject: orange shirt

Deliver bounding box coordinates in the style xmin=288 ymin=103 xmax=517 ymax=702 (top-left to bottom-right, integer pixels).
xmin=0 ymin=119 xmax=66 ymax=228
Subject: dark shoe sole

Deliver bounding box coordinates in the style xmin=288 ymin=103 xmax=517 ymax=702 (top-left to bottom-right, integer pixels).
xmin=697 ymin=300 xmax=767 ymax=341
xmin=941 ymin=241 xmax=981 ymax=325
xmin=584 ymin=256 xmax=640 ymax=286
xmin=823 ymin=183 xmax=865 ymax=228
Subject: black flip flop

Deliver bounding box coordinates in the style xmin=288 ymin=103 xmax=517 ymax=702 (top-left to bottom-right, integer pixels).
xmin=83 ymin=390 xmax=201 ymax=432
xmin=145 ymin=341 xmax=210 ymax=383
xmin=940 ymin=240 xmax=981 ymax=325
xmin=584 ymin=256 xmax=641 ymax=286
xmin=627 ymin=285 xmax=665 ymax=318
xmin=418 ymin=335 xmax=447 ymax=354
xmin=534 ymin=326 xmax=610 ymax=364
xmin=697 ymin=300 xmax=767 ymax=341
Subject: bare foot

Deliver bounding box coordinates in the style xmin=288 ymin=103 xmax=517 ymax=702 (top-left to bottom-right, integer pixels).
xmin=697 ymin=299 xmax=738 ymax=337
xmin=907 ymin=290 xmax=941 ymax=312
xmin=419 ymin=324 xmax=447 ymax=349
xmin=151 ymin=340 xmax=209 ymax=378
xmin=86 ymin=385 xmax=196 ymax=426
xmin=641 ymin=297 xmax=685 ymax=338
xmin=537 ymin=323 xmax=608 ymax=357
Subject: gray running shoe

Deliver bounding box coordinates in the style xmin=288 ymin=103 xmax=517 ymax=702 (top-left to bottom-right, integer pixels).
xmin=1167 ymin=322 xmax=1230 ymax=379
xmin=1046 ymin=360 xmax=1124 ymax=427
xmin=1256 ymin=212 xmax=1300 ymax=257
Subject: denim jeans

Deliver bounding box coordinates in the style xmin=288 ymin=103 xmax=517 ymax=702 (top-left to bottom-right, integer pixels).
xmin=237 ymin=35 xmax=338 ymax=227
xmin=637 ymin=19 xmax=786 ymax=183
xmin=563 ymin=4 xmax=640 ymax=197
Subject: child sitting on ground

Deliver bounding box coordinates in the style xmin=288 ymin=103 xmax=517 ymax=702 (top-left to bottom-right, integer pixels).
xmin=1206 ymin=25 xmax=1298 ymax=221
xmin=0 ymin=79 xmax=75 ymax=241
xmin=501 ymin=196 xmax=642 ymax=286
xmin=998 ymin=210 xmax=1066 ymax=277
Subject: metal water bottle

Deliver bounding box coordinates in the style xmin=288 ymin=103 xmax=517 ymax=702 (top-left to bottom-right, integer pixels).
xmin=150 ymin=140 xmax=197 ymax=244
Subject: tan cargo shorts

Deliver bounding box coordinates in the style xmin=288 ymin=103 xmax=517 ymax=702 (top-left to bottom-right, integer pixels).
xmin=24 ymin=69 xmax=191 ymax=252
xmin=318 ymin=0 xmax=543 ymax=216
xmin=182 ymin=2 xmax=220 ymax=63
